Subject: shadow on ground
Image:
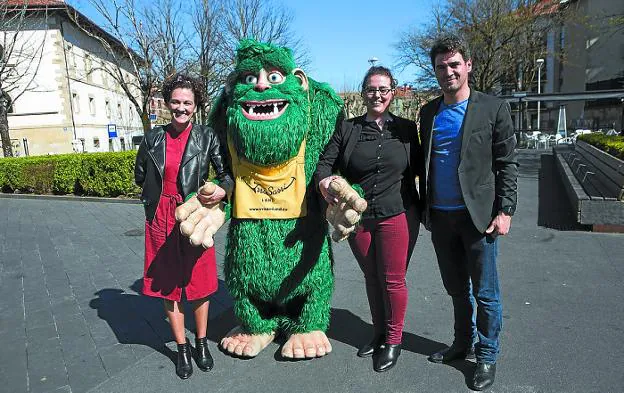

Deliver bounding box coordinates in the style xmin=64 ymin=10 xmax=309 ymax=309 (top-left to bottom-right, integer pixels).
xmin=89 ymin=279 xmax=233 ymax=366
xmin=89 ymin=280 xmax=477 ymax=386
xmin=326 ymin=308 xmax=474 ymax=383
xmin=537 ymin=153 xmax=591 ymax=231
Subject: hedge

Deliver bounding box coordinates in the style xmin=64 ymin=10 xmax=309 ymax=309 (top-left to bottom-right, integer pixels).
xmin=0 ymin=151 xmax=140 ymax=197
xmin=577 ymin=133 xmax=624 ymax=161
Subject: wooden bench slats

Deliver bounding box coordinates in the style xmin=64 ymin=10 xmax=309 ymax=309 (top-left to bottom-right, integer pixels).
xmin=554 ymin=145 xmax=624 ymax=228
xmin=575 ymin=141 xmax=624 ymax=200
xmin=564 ymin=148 xmax=623 ymax=200
xmin=564 ymin=153 xmax=605 ymax=200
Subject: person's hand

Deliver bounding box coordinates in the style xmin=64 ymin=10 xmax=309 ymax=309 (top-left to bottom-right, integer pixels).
xmin=197 ymin=182 xmax=226 ymax=206
xmin=319 ymin=175 xmax=341 ymax=204
xmin=175 ymin=182 xmax=226 ymax=248
xmin=485 ymin=212 xmax=512 ymax=237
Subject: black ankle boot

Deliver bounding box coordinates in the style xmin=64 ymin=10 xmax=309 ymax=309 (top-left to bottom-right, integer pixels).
xmin=472 ymin=362 xmax=496 ymax=391
xmin=357 ymin=335 xmax=385 ymax=358
xmin=373 ymin=343 xmax=401 ymax=372
xmin=176 ymin=341 xmax=193 ymax=379
xmin=194 ymin=336 xmax=214 ymax=371
xmin=428 ymin=343 xmax=475 ymax=363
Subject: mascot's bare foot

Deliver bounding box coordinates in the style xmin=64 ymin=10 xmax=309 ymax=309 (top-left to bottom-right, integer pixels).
xmin=281 ymin=331 xmax=332 ymax=359
xmin=220 ymin=326 xmax=275 ymax=358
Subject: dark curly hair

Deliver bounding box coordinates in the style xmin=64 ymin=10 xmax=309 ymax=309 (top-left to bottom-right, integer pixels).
xmin=429 ymin=33 xmax=471 ymax=68
xmin=161 ymin=73 xmax=206 ymax=107
xmin=360 ymin=66 xmax=398 ymax=93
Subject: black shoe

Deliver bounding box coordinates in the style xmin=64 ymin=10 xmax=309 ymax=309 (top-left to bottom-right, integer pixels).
xmin=357 ymin=335 xmax=384 ymax=358
xmin=176 ymin=341 xmax=193 ymax=379
xmin=194 ymin=336 xmax=214 ymax=371
xmin=472 ymin=362 xmax=496 ymax=391
xmin=373 ymin=343 xmax=401 ymax=372
xmin=428 ymin=343 xmax=475 ymax=363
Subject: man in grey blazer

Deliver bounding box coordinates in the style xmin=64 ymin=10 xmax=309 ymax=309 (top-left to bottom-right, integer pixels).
xmin=419 ymin=34 xmax=518 ymax=391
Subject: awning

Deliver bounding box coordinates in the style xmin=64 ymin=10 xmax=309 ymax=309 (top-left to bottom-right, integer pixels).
xmin=501 ymin=89 xmax=624 ymax=103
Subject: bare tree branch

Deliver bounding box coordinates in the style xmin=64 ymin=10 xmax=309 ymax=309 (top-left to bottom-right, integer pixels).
xmin=1 ymin=2 xmax=50 ymax=157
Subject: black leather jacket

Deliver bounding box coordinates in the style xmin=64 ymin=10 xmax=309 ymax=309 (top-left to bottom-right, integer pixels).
xmin=134 ymin=123 xmax=233 ymax=221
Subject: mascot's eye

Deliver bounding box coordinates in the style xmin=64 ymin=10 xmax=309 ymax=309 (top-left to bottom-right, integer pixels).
xmin=244 ymin=74 xmax=257 ymax=84
xmin=268 ymin=72 xmax=284 ymax=84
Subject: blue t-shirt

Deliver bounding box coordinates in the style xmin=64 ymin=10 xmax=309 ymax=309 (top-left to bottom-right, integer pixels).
xmin=431 ymin=99 xmax=468 ymax=210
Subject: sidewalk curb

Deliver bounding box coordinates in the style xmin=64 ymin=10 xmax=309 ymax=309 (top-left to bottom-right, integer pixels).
xmin=0 ymin=192 xmax=140 ymax=204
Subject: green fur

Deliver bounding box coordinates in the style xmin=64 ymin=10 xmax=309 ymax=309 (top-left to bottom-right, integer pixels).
xmin=351 ymin=183 xmax=365 ymax=199
xmin=227 ymin=74 xmax=309 ymax=165
xmin=211 ymin=39 xmax=343 ymax=334
xmin=235 ymin=39 xmax=296 ymax=75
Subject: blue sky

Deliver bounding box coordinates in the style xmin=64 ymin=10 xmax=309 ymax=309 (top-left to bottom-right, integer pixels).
xmin=70 ymin=0 xmax=439 ymax=91
xmin=290 ymin=0 xmax=438 ymax=90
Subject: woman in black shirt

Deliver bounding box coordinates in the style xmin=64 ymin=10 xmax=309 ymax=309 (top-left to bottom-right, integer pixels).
xmin=315 ymin=66 xmax=423 ymax=372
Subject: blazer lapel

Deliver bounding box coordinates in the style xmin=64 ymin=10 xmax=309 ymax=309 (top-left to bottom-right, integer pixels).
xmin=181 ymin=124 xmax=202 ymax=168
xmin=459 ymin=89 xmax=479 ymax=160
xmin=423 ymin=96 xmax=442 ymax=184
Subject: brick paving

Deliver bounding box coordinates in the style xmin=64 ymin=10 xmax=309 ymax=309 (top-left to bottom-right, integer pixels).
xmin=0 ymin=150 xmax=622 ymax=393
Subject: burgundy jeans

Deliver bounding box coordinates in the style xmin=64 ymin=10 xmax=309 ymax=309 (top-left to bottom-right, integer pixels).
xmin=348 ymin=208 xmax=419 ymax=344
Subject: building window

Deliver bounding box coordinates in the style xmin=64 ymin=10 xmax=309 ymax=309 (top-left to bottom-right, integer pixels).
xmin=93 ymin=137 xmax=100 ymax=149
xmin=105 ymin=99 xmax=111 ymax=117
xmin=72 ymin=92 xmax=80 ymax=113
xmin=89 ymin=96 xmax=96 ymax=115
xmin=66 ymin=44 xmax=76 ymax=69
xmin=117 ymin=102 xmax=123 ymax=119
xmin=120 ymin=137 xmax=126 ymax=151
xmin=85 ymin=54 xmax=93 ymax=82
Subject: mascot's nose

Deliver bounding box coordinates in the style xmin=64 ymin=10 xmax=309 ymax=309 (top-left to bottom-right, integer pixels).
xmin=254 ymin=82 xmax=271 ymax=92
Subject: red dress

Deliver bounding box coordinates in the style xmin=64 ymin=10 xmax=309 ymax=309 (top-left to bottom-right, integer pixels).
xmin=142 ymin=123 xmax=218 ymax=301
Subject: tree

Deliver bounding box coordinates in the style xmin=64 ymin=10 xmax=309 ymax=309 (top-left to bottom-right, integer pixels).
xmin=190 ymin=0 xmax=228 ymax=121
xmin=220 ymin=0 xmax=310 ymax=69
xmin=0 ymin=1 xmax=49 ymax=157
xmin=67 ymin=0 xmax=193 ymax=133
xmin=71 ymin=0 xmax=306 ymax=129
xmin=396 ymin=0 xmax=574 ymax=94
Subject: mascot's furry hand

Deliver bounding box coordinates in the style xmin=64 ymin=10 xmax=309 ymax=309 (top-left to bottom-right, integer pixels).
xmin=175 ymin=182 xmax=226 ymax=248
xmin=320 ymin=176 xmax=367 ymax=242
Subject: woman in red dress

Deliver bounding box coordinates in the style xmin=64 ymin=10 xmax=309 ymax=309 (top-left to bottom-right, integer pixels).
xmin=134 ymin=74 xmax=232 ymax=379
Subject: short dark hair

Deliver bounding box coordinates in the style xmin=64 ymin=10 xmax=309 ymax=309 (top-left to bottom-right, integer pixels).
xmin=429 ymin=34 xmax=471 ymax=68
xmin=161 ymin=73 xmax=205 ymax=107
xmin=360 ymin=66 xmax=398 ymax=93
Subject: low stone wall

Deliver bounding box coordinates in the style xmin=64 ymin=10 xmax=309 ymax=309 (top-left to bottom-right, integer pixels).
xmin=553 ymin=142 xmax=624 ymax=232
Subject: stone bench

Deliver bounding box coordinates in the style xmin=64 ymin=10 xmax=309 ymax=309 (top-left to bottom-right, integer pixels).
xmin=553 ymin=141 xmax=624 ymax=231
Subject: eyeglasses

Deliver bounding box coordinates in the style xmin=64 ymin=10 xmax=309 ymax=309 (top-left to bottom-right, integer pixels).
xmin=364 ymin=87 xmax=393 ymax=97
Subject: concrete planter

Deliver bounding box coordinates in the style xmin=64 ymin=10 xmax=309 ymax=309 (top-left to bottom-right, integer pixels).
xmin=575 ymin=140 xmax=624 ymax=201
xmin=554 ymin=142 xmax=624 ymax=231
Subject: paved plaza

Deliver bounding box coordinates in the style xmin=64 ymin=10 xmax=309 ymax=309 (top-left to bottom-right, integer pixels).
xmin=0 ymin=150 xmax=623 ymax=393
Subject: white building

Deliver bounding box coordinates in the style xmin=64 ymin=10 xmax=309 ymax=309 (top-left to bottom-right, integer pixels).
xmin=1 ymin=0 xmax=144 ymax=156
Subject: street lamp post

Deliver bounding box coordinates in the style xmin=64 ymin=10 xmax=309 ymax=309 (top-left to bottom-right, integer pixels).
xmin=536 ymin=58 xmax=544 ymax=132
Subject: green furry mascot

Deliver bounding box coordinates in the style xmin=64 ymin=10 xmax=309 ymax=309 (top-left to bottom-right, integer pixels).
xmin=176 ymin=39 xmax=366 ymax=359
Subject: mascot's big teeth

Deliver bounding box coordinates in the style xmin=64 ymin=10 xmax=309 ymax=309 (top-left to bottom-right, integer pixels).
xmin=242 ymin=101 xmax=288 ymax=120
